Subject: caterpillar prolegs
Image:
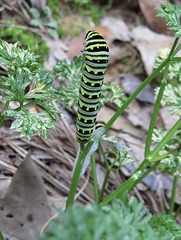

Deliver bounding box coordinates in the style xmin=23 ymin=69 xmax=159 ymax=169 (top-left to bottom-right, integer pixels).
xmin=76 ymin=31 xmax=109 ymax=143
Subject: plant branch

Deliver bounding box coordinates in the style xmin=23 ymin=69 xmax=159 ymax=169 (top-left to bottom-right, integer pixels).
xmin=169 ymin=175 xmax=179 ymax=216
xmin=149 ymin=117 xmax=181 ymax=160
xmin=102 ymin=56 xmax=171 ymax=135
xmin=0 ymin=100 xmax=10 ymax=128
xmin=91 ymin=153 xmax=99 ymax=204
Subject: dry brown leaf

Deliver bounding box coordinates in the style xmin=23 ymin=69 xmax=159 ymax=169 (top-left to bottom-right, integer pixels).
xmin=127 ymin=100 xmax=153 ymax=131
xmin=97 ymin=106 xmax=145 ymax=139
xmin=96 ymin=163 xmax=106 ymax=190
xmin=159 ymin=106 xmax=180 ymax=130
xmin=122 ymin=75 xmax=155 ymax=104
xmin=101 ymin=16 xmax=131 ymax=42
xmin=131 ymin=25 xmax=174 ymax=75
xmin=138 ymin=0 xmax=173 ymax=35
xmin=0 ymin=153 xmax=50 ymax=240
xmin=66 ymin=31 xmax=85 ymax=60
xmin=0 ymin=177 xmax=11 ymax=199
xmin=43 ymin=37 xmax=68 ymax=70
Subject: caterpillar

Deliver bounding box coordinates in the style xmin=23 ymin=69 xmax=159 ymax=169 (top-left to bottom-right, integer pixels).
xmin=76 ymin=30 xmax=109 ymax=143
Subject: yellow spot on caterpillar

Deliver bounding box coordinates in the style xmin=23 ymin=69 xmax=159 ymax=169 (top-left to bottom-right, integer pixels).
xmin=94 ymin=72 xmax=98 ymax=74
xmin=83 ymin=66 xmax=85 ymax=69
xmin=100 ymin=82 xmax=102 ymax=85
xmin=89 ymin=131 xmax=91 ymax=133
xmin=88 ymin=95 xmax=92 ymax=98
xmin=88 ymin=69 xmax=91 ymax=72
xmin=98 ymin=60 xmax=100 ymax=63
xmin=97 ymin=94 xmax=99 ymax=97
xmin=90 ymin=47 xmax=94 ymax=50
xmin=84 ymin=120 xmax=87 ymax=123
xmin=92 ymin=120 xmax=94 ymax=123
xmin=82 ymin=130 xmax=85 ymax=133
xmin=97 ymin=46 xmax=99 ymax=49
xmin=82 ymin=91 xmax=84 ymax=95
xmin=103 ymin=71 xmax=105 ymax=74
xmin=91 ymin=83 xmax=95 ymax=86
xmin=78 ymin=117 xmax=81 ymax=120
xmin=95 ymin=107 xmax=97 ymax=110
xmin=84 ymin=80 xmax=87 ymax=83
xmin=80 ymin=104 xmax=83 ymax=108
xmin=86 ymin=107 xmax=89 ymax=111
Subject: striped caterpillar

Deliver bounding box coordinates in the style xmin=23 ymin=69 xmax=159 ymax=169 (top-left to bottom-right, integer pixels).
xmin=76 ymin=31 xmax=109 ymax=143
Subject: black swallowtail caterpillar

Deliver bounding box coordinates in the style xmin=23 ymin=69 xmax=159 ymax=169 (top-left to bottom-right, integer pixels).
xmin=76 ymin=30 xmax=109 ymax=143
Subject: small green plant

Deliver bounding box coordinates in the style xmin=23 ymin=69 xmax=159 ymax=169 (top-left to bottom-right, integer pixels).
xmin=64 ymin=0 xmax=113 ymax=26
xmin=30 ymin=6 xmax=59 ymax=39
xmin=0 ymin=41 xmax=61 ymax=140
xmin=0 ymin=25 xmax=49 ymax=64
xmin=47 ymin=0 xmax=62 ymax=20
xmin=38 ymin=197 xmax=181 ymax=240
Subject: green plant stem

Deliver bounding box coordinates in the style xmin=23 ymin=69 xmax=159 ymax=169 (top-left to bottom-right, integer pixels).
xmin=98 ymin=142 xmax=113 ymax=202
xmin=99 ymin=39 xmax=180 ymax=205
xmin=132 ymin=162 xmax=159 ymax=188
xmin=172 ymin=41 xmax=181 ymax=56
xmin=144 ymin=82 xmax=166 ymax=158
xmin=145 ymin=37 xmax=179 ymax=158
xmin=102 ymin=56 xmax=171 ymax=135
xmin=150 ymin=144 xmax=181 ymax=162
xmin=169 ymin=175 xmax=178 ymax=216
xmin=66 ymin=142 xmax=93 ymax=209
xmin=149 ymin=117 xmax=181 ymax=159
xmin=0 ymin=232 xmax=4 ymax=240
xmin=100 ymin=115 xmax=181 ymax=206
xmin=99 ymin=142 xmax=109 ymax=168
xmin=0 ymin=100 xmax=10 ymax=128
xmin=99 ymin=159 xmax=150 ymax=205
xmin=91 ymin=153 xmax=99 ymax=204
xmin=99 ymin=169 xmax=110 ymax=203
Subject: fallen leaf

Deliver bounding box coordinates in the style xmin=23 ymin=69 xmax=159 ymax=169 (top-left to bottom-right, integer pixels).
xmin=101 ymin=16 xmax=131 ymax=42
xmin=122 ymin=75 xmax=155 ymax=104
xmin=66 ymin=31 xmax=85 ymax=60
xmin=0 ymin=153 xmax=50 ymax=240
xmin=96 ymin=163 xmax=105 ymax=190
xmin=127 ymin=100 xmax=153 ymax=131
xmin=43 ymin=37 xmax=68 ymax=70
xmin=131 ymin=25 xmax=174 ymax=75
xmin=159 ymin=106 xmax=180 ymax=130
xmin=97 ymin=106 xmax=146 ymax=139
xmin=0 ymin=177 xmax=11 ymax=199
xmin=138 ymin=0 xmax=173 ymax=35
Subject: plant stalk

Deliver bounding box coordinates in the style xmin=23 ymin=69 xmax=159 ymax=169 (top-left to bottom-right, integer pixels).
xmin=0 ymin=100 xmax=10 ymax=128
xmin=66 ymin=141 xmax=94 ymax=209
xmin=102 ymin=55 xmax=171 ymax=135
xmin=91 ymin=153 xmax=99 ymax=204
xmin=169 ymin=175 xmax=178 ymax=216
